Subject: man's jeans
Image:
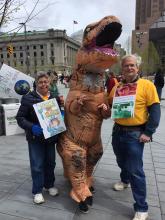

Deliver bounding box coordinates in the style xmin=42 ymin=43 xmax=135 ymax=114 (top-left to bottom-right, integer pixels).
xmin=28 ymin=141 xmax=56 ymax=195
xmin=112 ymin=126 xmax=148 ymax=212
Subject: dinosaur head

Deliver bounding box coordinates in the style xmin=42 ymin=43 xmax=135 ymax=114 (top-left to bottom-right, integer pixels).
xmin=76 ymin=16 xmax=122 ymax=73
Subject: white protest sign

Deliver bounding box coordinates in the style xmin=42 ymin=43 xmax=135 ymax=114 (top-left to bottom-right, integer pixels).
xmin=0 ymin=64 xmax=34 ymax=99
xmin=33 ymin=98 xmax=66 ymax=139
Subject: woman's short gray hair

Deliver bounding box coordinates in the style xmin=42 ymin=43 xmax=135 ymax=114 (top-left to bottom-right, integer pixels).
xmin=35 ymin=71 xmax=50 ymax=82
xmin=121 ymin=54 xmax=142 ymax=67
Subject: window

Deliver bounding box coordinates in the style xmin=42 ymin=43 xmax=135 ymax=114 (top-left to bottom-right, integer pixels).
xmin=13 ymin=53 xmax=16 ymax=58
xmin=40 ymin=45 xmax=43 ymax=49
xmin=161 ymin=48 xmax=165 ymax=55
xmin=20 ymin=52 xmax=23 ymax=57
xmin=51 ymin=43 xmax=54 ymax=47
xmin=41 ymin=51 xmax=44 ymax=56
xmin=161 ymin=57 xmax=165 ymax=64
xmin=27 ymin=45 xmax=29 ymax=50
xmin=51 ymin=59 xmax=54 ymax=65
xmin=7 ymin=53 xmax=10 ymax=58
xmin=33 ymin=45 xmax=36 ymax=49
xmin=20 ymin=60 xmax=23 ymax=65
xmin=41 ymin=60 xmax=44 ymax=65
xmin=34 ymin=51 xmax=37 ymax=57
xmin=51 ymin=51 xmax=54 ymax=56
xmin=20 ymin=46 xmax=22 ymax=50
xmin=1 ymin=54 xmax=3 ymax=58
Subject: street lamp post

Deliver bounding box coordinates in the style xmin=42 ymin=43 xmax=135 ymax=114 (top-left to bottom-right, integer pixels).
xmin=19 ymin=22 xmax=30 ymax=75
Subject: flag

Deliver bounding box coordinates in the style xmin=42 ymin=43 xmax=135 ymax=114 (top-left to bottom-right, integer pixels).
xmin=73 ymin=20 xmax=78 ymax=24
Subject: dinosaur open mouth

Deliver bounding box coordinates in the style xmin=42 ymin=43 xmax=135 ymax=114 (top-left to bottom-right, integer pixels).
xmin=94 ymin=22 xmax=122 ymax=55
xmin=96 ymin=22 xmax=122 ymax=46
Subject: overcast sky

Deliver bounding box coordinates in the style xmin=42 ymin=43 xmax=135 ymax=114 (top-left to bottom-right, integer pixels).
xmin=2 ymin=0 xmax=136 ymax=48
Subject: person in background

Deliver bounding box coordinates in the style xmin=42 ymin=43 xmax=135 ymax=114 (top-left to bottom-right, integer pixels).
xmin=59 ymin=73 xmax=64 ymax=84
xmin=105 ymin=72 xmax=118 ymax=94
xmin=48 ymin=71 xmax=59 ymax=98
xmin=109 ymin=54 xmax=160 ymax=220
xmin=154 ymin=68 xmax=164 ymax=100
xmin=16 ymin=71 xmax=59 ymax=204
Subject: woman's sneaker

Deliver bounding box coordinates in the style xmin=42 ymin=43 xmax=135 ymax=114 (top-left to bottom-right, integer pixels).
xmin=79 ymin=201 xmax=89 ymax=214
xmin=113 ymin=181 xmax=130 ymax=191
xmin=33 ymin=193 xmax=45 ymax=204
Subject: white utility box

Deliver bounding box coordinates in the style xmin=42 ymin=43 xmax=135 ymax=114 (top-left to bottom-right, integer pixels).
xmin=2 ymin=103 xmax=24 ymax=136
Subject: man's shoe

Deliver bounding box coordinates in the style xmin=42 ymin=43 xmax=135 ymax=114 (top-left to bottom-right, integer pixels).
xmin=132 ymin=212 xmax=148 ymax=220
xmin=44 ymin=187 xmax=59 ymax=196
xmin=85 ymin=196 xmax=93 ymax=206
xmin=79 ymin=201 xmax=89 ymax=214
xmin=33 ymin=193 xmax=45 ymax=204
xmin=113 ymin=181 xmax=130 ymax=191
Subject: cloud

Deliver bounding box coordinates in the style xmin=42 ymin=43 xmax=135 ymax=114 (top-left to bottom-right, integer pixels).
xmin=2 ymin=0 xmax=135 ymax=48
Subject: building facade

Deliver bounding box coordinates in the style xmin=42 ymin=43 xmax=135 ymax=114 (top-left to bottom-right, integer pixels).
xmin=0 ymin=29 xmax=81 ymax=76
xmin=132 ymin=0 xmax=165 ymax=71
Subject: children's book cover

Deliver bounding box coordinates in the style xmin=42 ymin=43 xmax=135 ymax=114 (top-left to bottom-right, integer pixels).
xmin=33 ymin=98 xmax=66 ymax=139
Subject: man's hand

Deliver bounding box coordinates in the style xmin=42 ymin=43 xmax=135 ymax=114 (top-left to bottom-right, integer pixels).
xmin=139 ymin=134 xmax=151 ymax=143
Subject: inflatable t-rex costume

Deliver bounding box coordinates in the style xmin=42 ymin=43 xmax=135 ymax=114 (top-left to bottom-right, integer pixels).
xmin=57 ymin=16 xmax=122 ymax=207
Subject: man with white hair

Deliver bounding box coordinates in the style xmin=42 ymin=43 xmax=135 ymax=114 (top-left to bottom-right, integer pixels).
xmin=109 ymin=54 xmax=160 ymax=220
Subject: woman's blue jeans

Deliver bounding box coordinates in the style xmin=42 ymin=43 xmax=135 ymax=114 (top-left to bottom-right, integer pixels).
xmin=28 ymin=141 xmax=56 ymax=195
xmin=112 ymin=126 xmax=148 ymax=212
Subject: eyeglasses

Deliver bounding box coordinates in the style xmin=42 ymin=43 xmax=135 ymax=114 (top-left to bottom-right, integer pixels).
xmin=37 ymin=80 xmax=49 ymax=85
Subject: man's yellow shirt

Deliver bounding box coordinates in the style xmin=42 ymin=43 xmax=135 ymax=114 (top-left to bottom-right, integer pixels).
xmin=109 ymin=78 xmax=160 ymax=126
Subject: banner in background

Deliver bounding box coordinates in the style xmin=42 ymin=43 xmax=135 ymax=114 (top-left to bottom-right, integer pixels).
xmin=0 ymin=64 xmax=34 ymax=99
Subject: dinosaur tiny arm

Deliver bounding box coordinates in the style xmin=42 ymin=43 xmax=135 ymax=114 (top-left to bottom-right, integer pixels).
xmin=69 ymin=95 xmax=88 ymax=115
xmin=69 ymin=99 xmax=82 ymax=115
xmin=98 ymin=103 xmax=111 ymax=119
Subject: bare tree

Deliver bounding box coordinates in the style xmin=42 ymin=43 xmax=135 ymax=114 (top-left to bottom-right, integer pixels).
xmin=0 ymin=0 xmax=25 ymax=28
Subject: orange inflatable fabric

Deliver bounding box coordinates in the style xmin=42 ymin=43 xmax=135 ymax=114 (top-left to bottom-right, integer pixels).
xmin=57 ymin=16 xmax=122 ymax=204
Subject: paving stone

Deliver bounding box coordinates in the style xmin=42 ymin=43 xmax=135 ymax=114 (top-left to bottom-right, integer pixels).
xmin=155 ymin=168 xmax=165 ymax=175
xmin=0 ymin=200 xmax=74 ymax=220
xmin=161 ymin=202 xmax=165 ymax=215
xmin=0 ymin=213 xmax=31 ymax=220
xmin=156 ymin=175 xmax=165 ymax=183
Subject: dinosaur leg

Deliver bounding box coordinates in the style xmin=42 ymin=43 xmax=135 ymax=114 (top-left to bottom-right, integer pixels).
xmin=57 ymin=136 xmax=92 ymax=202
xmin=86 ymin=140 xmax=103 ymax=188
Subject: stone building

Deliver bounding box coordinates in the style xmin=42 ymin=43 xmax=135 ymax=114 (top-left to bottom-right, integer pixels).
xmin=0 ymin=29 xmax=81 ymax=76
xmin=132 ymin=0 xmax=165 ymax=71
